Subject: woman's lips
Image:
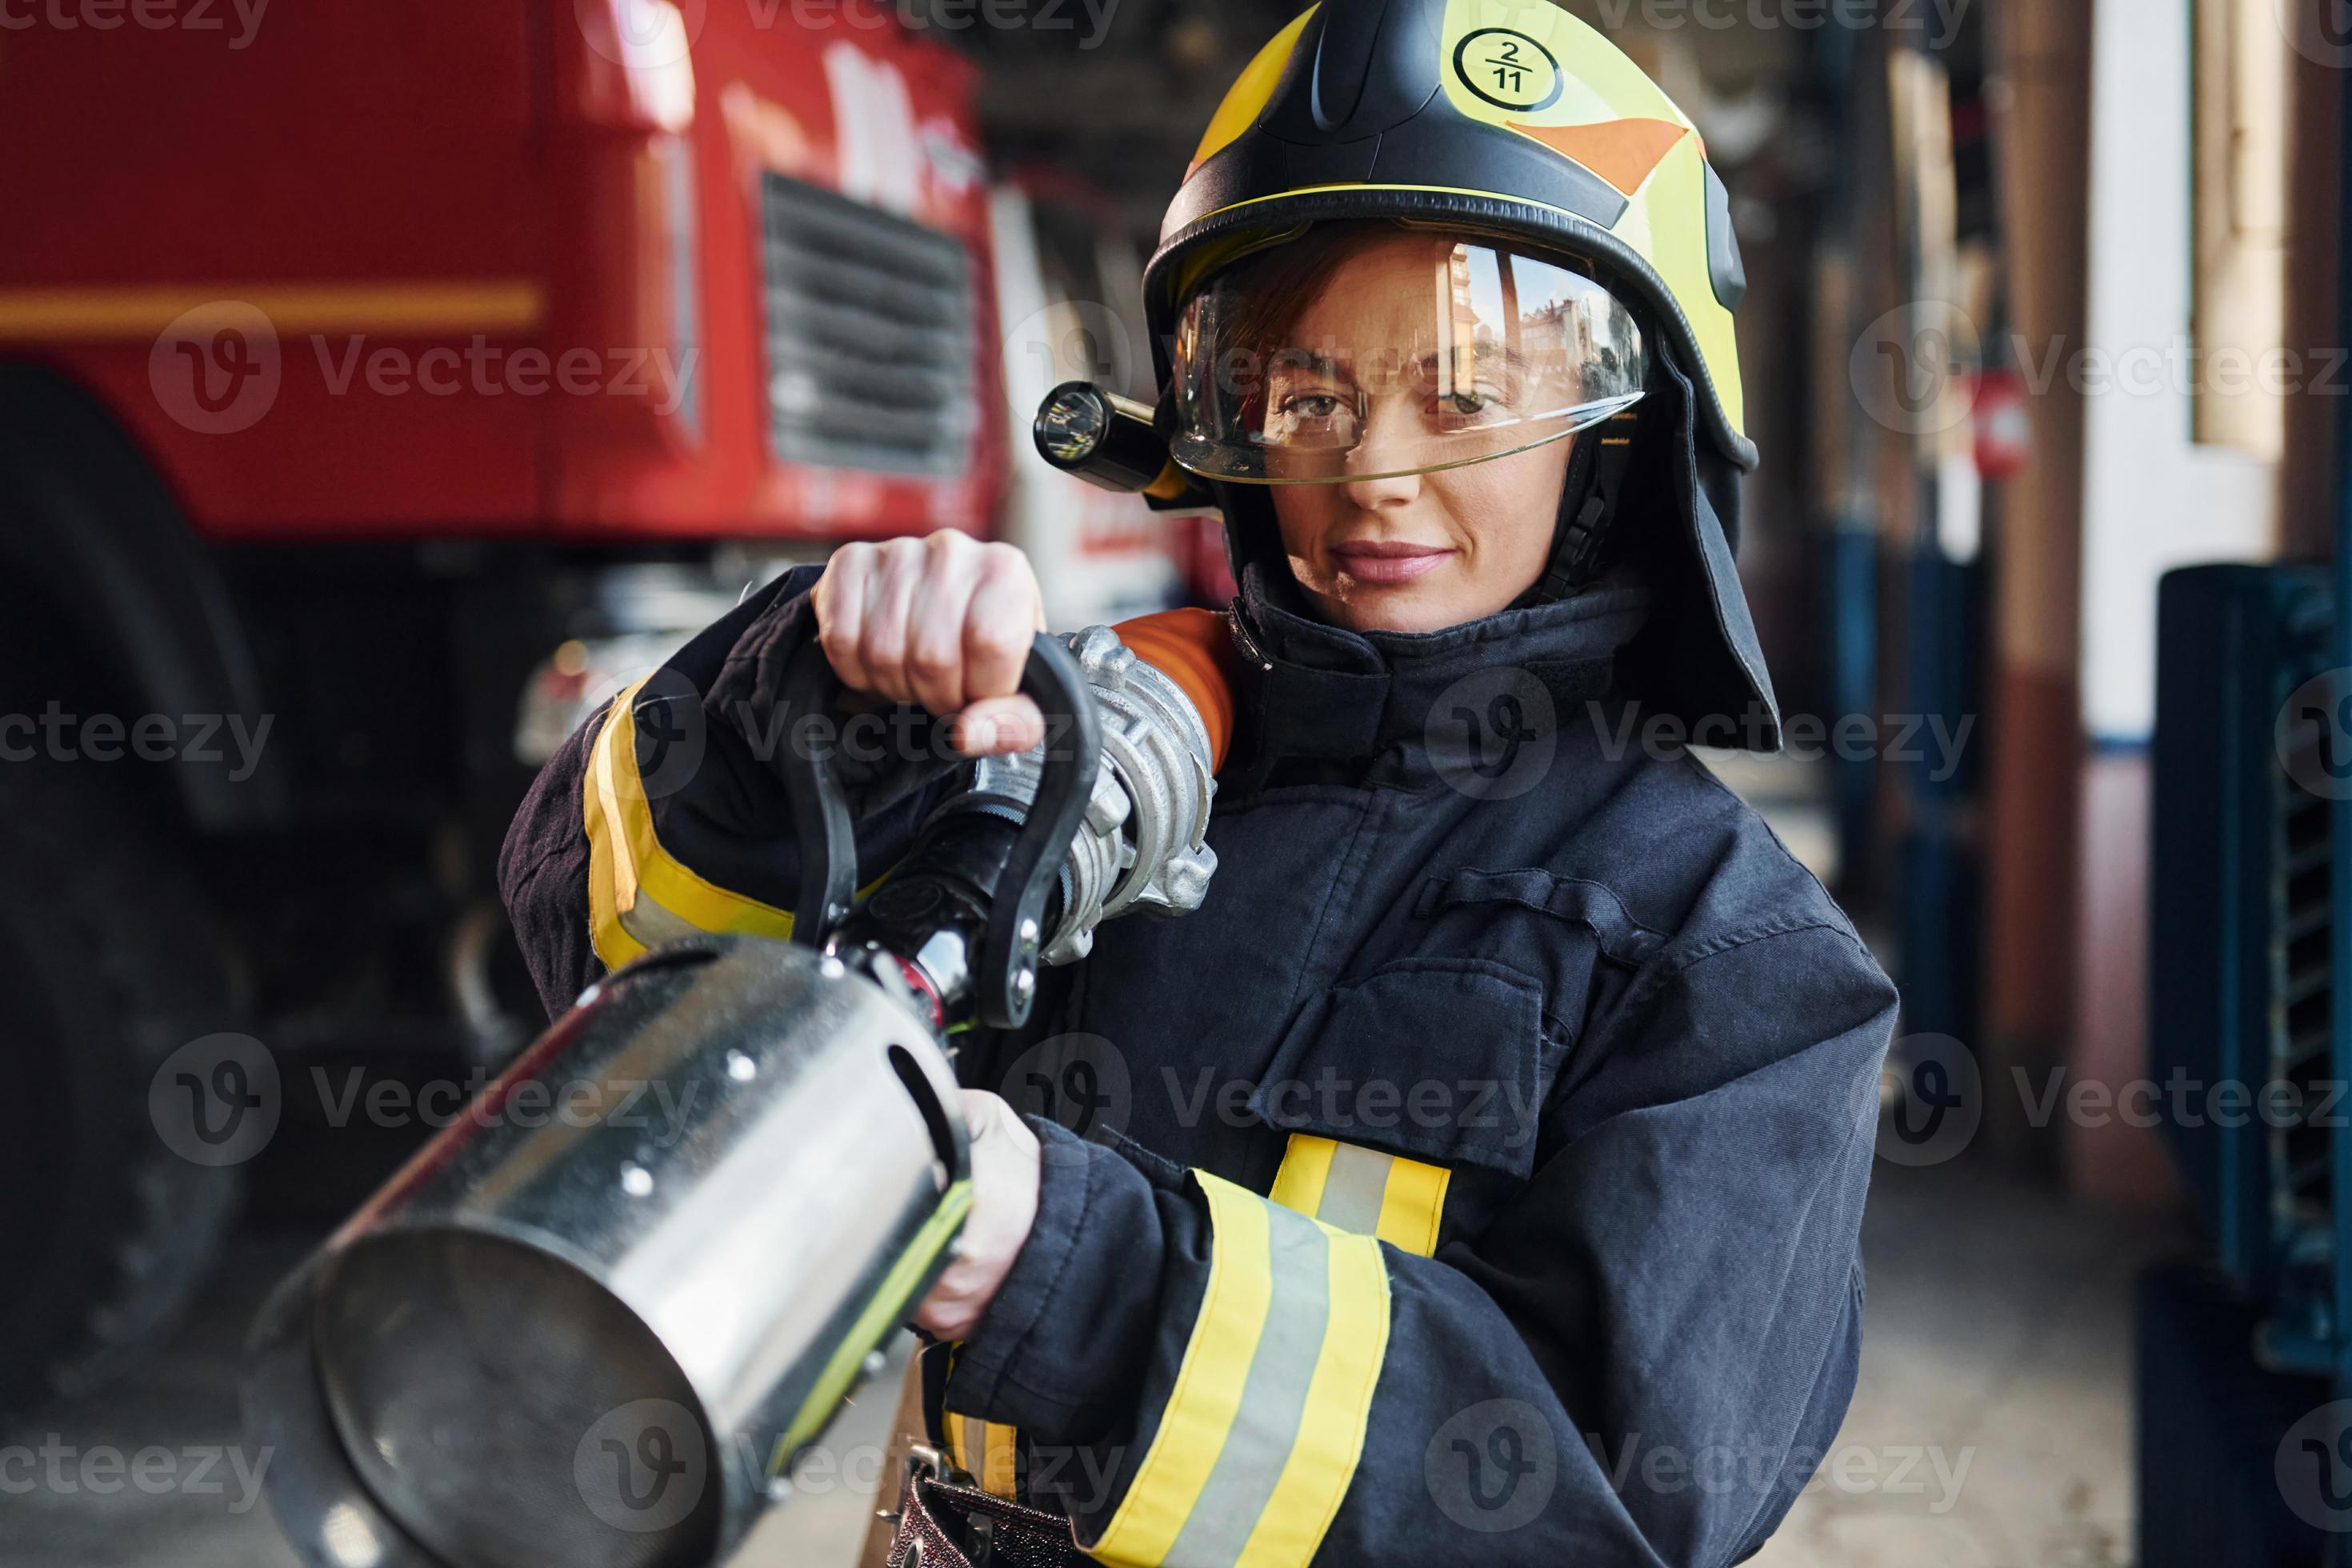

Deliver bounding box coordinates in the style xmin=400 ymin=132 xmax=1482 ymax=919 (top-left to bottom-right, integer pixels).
xmin=1328 ymin=541 xmax=1454 ymax=584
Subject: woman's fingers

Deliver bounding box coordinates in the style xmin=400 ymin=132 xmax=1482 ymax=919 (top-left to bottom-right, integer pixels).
xmin=812 ymin=530 xmax=1047 ymax=738
xmin=903 ymin=532 xmax=982 ymax=718
xmin=812 ymin=544 xmax=874 ymax=693
xmin=964 ymin=543 xmax=1044 ymax=703
xmin=954 ymin=694 xmax=1046 ymax=757
xmin=855 ymin=537 xmax=926 ymax=706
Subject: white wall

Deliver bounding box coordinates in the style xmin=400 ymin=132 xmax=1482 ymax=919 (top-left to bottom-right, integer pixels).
xmin=2079 ymin=0 xmax=2276 ymax=742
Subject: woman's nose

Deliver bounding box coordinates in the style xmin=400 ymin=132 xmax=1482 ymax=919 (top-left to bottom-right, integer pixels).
xmin=1338 ymin=466 xmax=1422 ymax=510
xmin=1338 ymin=397 xmax=1425 ymax=507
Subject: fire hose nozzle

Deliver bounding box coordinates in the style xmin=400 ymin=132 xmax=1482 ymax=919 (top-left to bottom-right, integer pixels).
xmin=934 ymin=618 xmax=1228 ymax=967
xmin=244 ymin=622 xmax=1242 ymax=1568
xmin=246 ymin=936 xmax=972 ymax=1568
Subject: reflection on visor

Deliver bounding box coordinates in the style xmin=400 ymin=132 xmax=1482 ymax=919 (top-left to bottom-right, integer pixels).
xmin=1170 ymin=230 xmax=1645 ymax=485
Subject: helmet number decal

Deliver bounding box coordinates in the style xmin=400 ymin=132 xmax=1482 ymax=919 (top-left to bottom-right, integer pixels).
xmin=1454 ymin=28 xmax=1563 ymax=114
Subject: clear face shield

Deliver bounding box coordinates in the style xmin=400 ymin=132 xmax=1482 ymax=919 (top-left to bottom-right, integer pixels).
xmin=1169 ymin=225 xmax=1647 ymax=486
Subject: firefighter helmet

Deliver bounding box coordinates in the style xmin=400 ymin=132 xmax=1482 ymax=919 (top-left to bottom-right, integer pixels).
xmin=1143 ymin=0 xmax=1754 ymax=476
xmin=1150 ymin=0 xmax=1784 ymax=748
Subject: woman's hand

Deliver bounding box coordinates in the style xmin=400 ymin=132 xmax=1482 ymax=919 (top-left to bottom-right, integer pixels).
xmin=812 ymin=531 xmax=1047 ymax=756
xmin=913 ymin=1090 xmax=1042 ymax=1341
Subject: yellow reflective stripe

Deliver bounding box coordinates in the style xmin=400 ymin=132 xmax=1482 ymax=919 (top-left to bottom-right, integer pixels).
xmin=1089 ymin=1172 xmax=1391 ymax=1568
xmin=584 ymin=681 xmax=651 ymax=969
xmin=1374 ymin=1157 xmax=1451 ymax=1259
xmin=1268 ymin=1134 xmax=1451 ymax=1259
xmin=953 ymin=1413 xmax=982 ymax=1478
xmin=980 ymin=1421 xmax=1020 ymax=1498
xmin=582 ymin=676 xmax=796 ymax=970
xmin=1236 ymin=1231 xmax=1390 ymax=1568
xmin=1265 ymin=1133 xmax=1334 ymax=1217
xmin=951 ymin=1412 xmax=974 ymax=1476
xmin=1091 ymin=1174 xmax=1275 ymax=1565
xmin=949 ymin=1412 xmax=1021 ymax=1499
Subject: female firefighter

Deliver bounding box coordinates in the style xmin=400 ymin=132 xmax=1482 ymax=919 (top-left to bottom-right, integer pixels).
xmin=500 ymin=2 xmax=1898 ymax=1562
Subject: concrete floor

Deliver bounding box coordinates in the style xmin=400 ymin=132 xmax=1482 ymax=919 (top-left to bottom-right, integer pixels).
xmin=1752 ymin=1162 xmax=2182 ymax=1568
xmin=0 ymin=1162 xmax=2182 ymax=1567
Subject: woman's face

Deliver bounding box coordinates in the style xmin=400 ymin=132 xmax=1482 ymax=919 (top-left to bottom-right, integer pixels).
xmin=1265 ymin=234 xmax=1574 ymax=635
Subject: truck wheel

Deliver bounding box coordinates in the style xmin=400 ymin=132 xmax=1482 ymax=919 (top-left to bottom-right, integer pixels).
xmin=0 ymin=762 xmax=243 ymax=1418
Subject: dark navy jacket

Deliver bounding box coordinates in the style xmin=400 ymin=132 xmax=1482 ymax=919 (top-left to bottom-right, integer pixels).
xmin=500 ymin=559 xmax=1898 ymax=1568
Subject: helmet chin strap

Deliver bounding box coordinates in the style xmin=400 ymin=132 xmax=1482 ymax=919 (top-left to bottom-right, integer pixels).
xmin=1514 ymin=399 xmax=1646 ymax=608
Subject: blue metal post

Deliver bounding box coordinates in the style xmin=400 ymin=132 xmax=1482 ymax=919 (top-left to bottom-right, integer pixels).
xmin=2332 ymin=50 xmax=2352 ymax=1434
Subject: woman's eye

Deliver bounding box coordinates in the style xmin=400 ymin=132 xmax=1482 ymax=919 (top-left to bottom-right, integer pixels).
xmin=1434 ymin=384 xmax=1510 ymax=422
xmin=1283 ymin=393 xmax=1345 ymax=419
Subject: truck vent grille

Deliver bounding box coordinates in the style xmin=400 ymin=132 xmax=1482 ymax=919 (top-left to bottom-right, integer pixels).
xmin=2273 ymin=747 xmax=2333 ymax=1230
xmin=2271 ymin=595 xmax=2336 ymax=1263
xmin=758 ymin=173 xmax=978 ymax=478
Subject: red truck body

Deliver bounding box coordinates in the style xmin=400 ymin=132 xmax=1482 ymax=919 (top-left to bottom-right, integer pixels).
xmin=0 ymin=0 xmax=1053 ymax=1414
xmin=0 ymin=0 xmax=1005 ymax=541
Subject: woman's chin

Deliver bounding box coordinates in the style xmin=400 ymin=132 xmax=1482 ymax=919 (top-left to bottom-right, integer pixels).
xmin=1320 ymin=583 xmax=1471 ymax=635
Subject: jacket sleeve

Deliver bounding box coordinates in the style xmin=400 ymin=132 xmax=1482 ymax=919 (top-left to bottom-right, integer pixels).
xmin=944 ymin=920 xmax=1897 ymax=1567
xmin=497 ymin=566 xmax=962 ymax=1020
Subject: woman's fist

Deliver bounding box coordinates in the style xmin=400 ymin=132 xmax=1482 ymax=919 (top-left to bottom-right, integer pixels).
xmin=912 ymin=1090 xmax=1042 ymax=1341
xmin=812 ymin=531 xmax=1046 ymax=756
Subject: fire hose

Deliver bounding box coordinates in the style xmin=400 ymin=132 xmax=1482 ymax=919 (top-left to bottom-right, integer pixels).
xmin=244 ymin=612 xmax=1233 ymax=1568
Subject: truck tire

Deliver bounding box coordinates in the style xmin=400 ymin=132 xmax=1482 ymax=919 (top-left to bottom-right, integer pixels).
xmin=0 ymin=761 xmax=244 ymax=1418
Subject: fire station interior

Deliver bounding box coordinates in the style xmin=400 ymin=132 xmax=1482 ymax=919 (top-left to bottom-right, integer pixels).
xmin=0 ymin=1 xmax=2345 ymax=1565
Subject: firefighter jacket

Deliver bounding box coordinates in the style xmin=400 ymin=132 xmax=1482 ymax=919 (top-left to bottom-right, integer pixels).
xmin=498 ymin=557 xmax=1899 ymax=1568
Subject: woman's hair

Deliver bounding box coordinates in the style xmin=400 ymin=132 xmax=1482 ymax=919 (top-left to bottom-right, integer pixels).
xmin=1209 ymin=219 xmax=1392 ymax=367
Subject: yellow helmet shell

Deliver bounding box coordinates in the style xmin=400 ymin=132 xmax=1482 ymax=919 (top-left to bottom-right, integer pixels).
xmin=1146 ymin=0 xmax=1754 ymax=470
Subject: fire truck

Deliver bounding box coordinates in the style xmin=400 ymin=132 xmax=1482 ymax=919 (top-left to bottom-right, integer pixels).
xmin=0 ymin=0 xmax=1167 ymax=1412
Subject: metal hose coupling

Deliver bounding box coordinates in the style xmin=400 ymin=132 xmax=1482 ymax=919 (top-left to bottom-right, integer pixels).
xmin=930 ymin=622 xmax=1221 ymax=966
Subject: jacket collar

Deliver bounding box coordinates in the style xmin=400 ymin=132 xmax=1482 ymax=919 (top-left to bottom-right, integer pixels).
xmin=1228 ymin=556 xmax=1653 ymax=768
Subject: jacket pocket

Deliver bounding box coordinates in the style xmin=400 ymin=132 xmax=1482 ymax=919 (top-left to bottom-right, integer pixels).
xmin=1247 ymin=957 xmax=1549 ymax=1182
xmin=1413 ymin=868 xmax=1665 ymax=966
xmin=1409 ymin=867 xmax=1665 ymax=1050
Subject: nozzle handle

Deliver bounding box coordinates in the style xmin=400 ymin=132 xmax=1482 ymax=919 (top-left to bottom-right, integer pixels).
xmin=977 ymin=634 xmax=1100 ymax=1028
xmin=778 ymin=646 xmax=864 ymax=946
xmin=775 ymin=631 xmax=1102 ymax=1031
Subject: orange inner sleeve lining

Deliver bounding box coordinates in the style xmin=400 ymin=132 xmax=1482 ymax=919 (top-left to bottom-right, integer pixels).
xmin=1111 ymin=607 xmax=1238 ymax=774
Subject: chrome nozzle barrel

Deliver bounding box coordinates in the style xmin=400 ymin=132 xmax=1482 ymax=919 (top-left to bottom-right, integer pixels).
xmin=247 ymin=937 xmax=969 ymax=1568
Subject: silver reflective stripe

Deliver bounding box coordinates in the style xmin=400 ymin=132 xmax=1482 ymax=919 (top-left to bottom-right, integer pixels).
xmin=1159 ymin=1203 xmax=1332 ymax=1568
xmin=618 ymin=888 xmax=707 ymax=949
xmin=1314 ymin=1142 xmax=1392 ymax=1236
